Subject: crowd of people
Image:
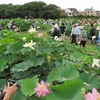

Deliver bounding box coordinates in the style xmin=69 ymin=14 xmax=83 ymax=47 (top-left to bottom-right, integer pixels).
xmin=0 ymin=18 xmax=100 ymax=49
xmin=46 ymin=18 xmax=100 ymax=49
xmin=70 ymin=23 xmax=87 ymax=47
xmin=49 ymin=20 xmax=88 ymax=47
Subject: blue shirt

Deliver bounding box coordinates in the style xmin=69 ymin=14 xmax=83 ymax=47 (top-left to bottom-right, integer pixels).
xmin=98 ymin=32 xmax=100 ymax=41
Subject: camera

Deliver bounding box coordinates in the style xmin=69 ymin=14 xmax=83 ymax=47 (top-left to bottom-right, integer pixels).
xmin=7 ymin=79 xmax=18 ymax=87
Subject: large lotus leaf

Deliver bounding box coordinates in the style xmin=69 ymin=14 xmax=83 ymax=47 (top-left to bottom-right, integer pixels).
xmin=80 ymin=73 xmax=100 ymax=90
xmin=62 ymin=59 xmax=77 ymax=67
xmin=93 ymin=51 xmax=100 ymax=58
xmin=54 ymin=42 xmax=64 ymax=47
xmin=0 ymin=38 xmax=15 ymax=44
xmin=47 ymin=64 xmax=79 ymax=83
xmin=46 ymin=79 xmax=84 ymax=100
xmin=20 ymin=45 xmax=34 ymax=54
xmin=12 ymin=71 xmax=31 ymax=79
xmin=2 ymin=55 xmax=18 ymax=64
xmin=80 ymin=56 xmax=93 ymax=66
xmin=27 ymin=94 xmax=46 ymax=100
xmin=9 ymin=39 xmax=24 ymax=52
xmin=11 ymin=56 xmax=44 ymax=74
xmin=21 ymin=76 xmax=39 ymax=97
xmin=11 ymin=62 xmax=29 ymax=73
xmin=32 ymin=56 xmax=45 ymax=66
xmin=70 ymin=52 xmax=85 ymax=61
xmin=0 ymin=59 xmax=8 ymax=71
xmin=72 ymin=93 xmax=84 ymax=100
xmin=0 ymin=79 xmax=7 ymax=90
xmin=36 ymin=46 xmax=53 ymax=54
xmin=26 ymin=59 xmax=35 ymax=66
xmin=55 ymin=60 xmax=62 ymax=67
xmin=11 ymin=88 xmax=26 ymax=100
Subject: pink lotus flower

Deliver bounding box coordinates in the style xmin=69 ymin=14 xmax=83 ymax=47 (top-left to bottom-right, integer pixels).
xmin=34 ymin=80 xmax=50 ymax=97
xmin=92 ymin=58 xmax=100 ymax=68
xmin=85 ymin=88 xmax=100 ymax=100
xmin=38 ymin=33 xmax=43 ymax=38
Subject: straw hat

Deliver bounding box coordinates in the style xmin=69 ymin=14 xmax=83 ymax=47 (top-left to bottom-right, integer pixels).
xmin=96 ymin=26 xmax=100 ymax=31
xmin=75 ymin=23 xmax=79 ymax=26
xmin=79 ymin=26 xmax=84 ymax=29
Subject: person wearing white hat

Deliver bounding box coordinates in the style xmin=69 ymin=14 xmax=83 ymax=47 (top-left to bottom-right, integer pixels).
xmin=70 ymin=24 xmax=78 ymax=45
xmin=79 ymin=26 xmax=87 ymax=47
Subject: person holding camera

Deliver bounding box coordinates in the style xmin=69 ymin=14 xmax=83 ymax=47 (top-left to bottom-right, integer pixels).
xmin=0 ymin=82 xmax=17 ymax=100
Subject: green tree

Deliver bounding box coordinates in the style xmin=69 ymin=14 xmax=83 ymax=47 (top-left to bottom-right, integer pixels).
xmin=44 ymin=4 xmax=61 ymax=19
xmin=0 ymin=1 xmax=61 ymax=19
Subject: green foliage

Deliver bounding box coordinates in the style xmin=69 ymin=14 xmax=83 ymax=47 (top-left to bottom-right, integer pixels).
xmin=0 ymin=21 xmax=100 ymax=100
xmin=80 ymin=73 xmax=100 ymax=90
xmin=47 ymin=60 xmax=79 ymax=83
xmin=0 ymin=59 xmax=8 ymax=72
xmin=21 ymin=76 xmax=39 ymax=97
xmin=47 ymin=79 xmax=84 ymax=100
xmin=0 ymin=2 xmax=61 ymax=19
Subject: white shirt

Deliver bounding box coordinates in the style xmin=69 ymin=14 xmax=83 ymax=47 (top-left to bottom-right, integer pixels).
xmin=54 ymin=24 xmax=59 ymax=30
xmin=76 ymin=26 xmax=81 ymax=35
xmin=71 ymin=27 xmax=77 ymax=36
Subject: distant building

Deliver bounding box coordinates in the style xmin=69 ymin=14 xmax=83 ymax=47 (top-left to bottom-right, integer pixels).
xmin=79 ymin=7 xmax=100 ymax=16
xmin=65 ymin=8 xmax=73 ymax=16
xmin=60 ymin=7 xmax=100 ymax=17
xmin=65 ymin=8 xmax=79 ymax=16
xmin=68 ymin=8 xmax=79 ymax=15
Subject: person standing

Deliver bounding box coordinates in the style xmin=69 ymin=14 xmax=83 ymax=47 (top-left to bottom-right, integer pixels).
xmin=90 ymin=24 xmax=96 ymax=44
xmin=79 ymin=26 xmax=87 ymax=48
xmin=60 ymin=23 xmax=66 ymax=40
xmin=75 ymin=23 xmax=81 ymax=42
xmin=7 ymin=21 xmax=13 ymax=30
xmin=51 ymin=22 xmax=59 ymax=38
xmin=70 ymin=24 xmax=78 ymax=45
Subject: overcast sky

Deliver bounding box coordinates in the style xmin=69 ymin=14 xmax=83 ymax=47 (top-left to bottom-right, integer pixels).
xmin=0 ymin=0 xmax=100 ymax=11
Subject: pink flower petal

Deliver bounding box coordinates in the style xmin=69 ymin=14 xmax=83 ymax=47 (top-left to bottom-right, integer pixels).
xmin=41 ymin=80 xmax=45 ymax=85
xmin=34 ymin=87 xmax=40 ymax=92
xmin=36 ymin=90 xmax=43 ymax=97
xmin=85 ymin=93 xmax=95 ymax=100
xmin=92 ymin=88 xmax=99 ymax=99
xmin=85 ymin=88 xmax=100 ymax=100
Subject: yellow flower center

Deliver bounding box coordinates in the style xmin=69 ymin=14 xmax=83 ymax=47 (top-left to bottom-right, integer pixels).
xmin=97 ymin=96 xmax=100 ymax=100
xmin=28 ymin=43 xmax=32 ymax=46
xmin=40 ymin=85 xmax=46 ymax=90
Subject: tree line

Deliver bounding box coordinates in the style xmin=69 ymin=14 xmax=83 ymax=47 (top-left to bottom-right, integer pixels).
xmin=0 ymin=1 xmax=61 ymax=19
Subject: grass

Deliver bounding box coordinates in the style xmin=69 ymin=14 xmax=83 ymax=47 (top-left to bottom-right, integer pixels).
xmin=85 ymin=43 xmax=96 ymax=53
xmin=65 ymin=36 xmax=98 ymax=54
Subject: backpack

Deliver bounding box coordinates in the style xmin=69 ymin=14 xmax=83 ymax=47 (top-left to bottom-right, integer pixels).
xmin=52 ymin=27 xmax=59 ymax=37
xmin=90 ymin=27 xmax=95 ymax=36
xmin=53 ymin=27 xmax=59 ymax=37
xmin=54 ymin=27 xmax=58 ymax=31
